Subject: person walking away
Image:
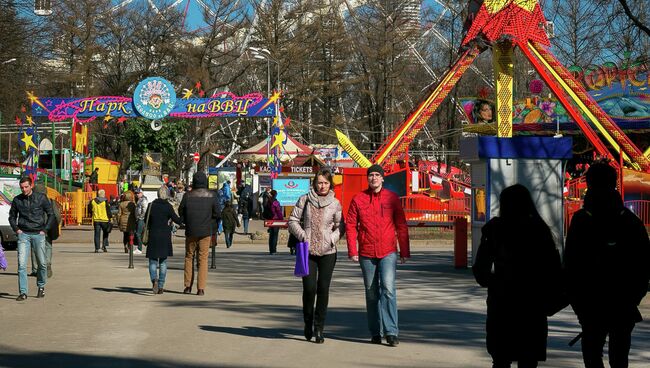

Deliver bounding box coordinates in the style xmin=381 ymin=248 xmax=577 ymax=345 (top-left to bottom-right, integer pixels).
xmin=9 ymin=176 xmax=55 ymax=301
xmin=345 ymin=164 xmax=410 ymax=346
xmin=134 ymin=189 xmax=148 ymax=252
xmin=221 ymin=202 xmax=239 ymax=248
xmin=118 ymin=191 xmax=137 ymax=254
xmin=88 ymin=167 xmax=99 ymax=191
xmin=565 ymin=162 xmax=650 ymax=368
xmin=473 ymin=184 xmax=563 ymax=368
xmin=260 ymin=187 xmax=271 ymax=219
xmin=90 ymin=189 xmax=112 ymax=253
xmin=288 ymin=169 xmax=343 ymax=344
xmin=267 ymin=190 xmax=283 ymax=255
xmin=145 ymin=187 xmax=182 ymax=294
xmin=179 ymin=172 xmax=221 ymax=296
xmin=30 ymin=185 xmax=62 ymax=277
xmin=238 ymin=187 xmax=252 ymax=234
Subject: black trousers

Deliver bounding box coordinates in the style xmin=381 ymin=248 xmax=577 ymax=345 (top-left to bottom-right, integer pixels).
xmin=492 ymin=360 xmax=538 ymax=368
xmin=268 ymin=228 xmax=279 ymax=254
xmin=302 ymin=253 xmax=337 ymax=330
xmin=581 ymin=321 xmax=635 ymax=368
xmin=93 ymin=222 xmax=110 ymax=250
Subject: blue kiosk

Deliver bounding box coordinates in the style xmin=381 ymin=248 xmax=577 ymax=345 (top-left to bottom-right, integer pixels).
xmin=460 ymin=136 xmax=573 ymax=260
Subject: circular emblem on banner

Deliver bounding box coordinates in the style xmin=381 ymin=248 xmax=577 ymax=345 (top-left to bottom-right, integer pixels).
xmin=133 ymin=77 xmax=176 ymax=120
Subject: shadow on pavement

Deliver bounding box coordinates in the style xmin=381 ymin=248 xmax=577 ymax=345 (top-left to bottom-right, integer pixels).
xmin=199 ymin=325 xmax=303 ymax=341
xmin=0 ymin=350 xmax=254 ymax=368
xmin=92 ymin=286 xmax=153 ymax=296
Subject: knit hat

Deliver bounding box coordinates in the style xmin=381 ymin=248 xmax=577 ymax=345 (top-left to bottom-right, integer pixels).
xmin=367 ymin=164 xmax=384 ymax=177
xmin=192 ymin=172 xmax=208 ymax=188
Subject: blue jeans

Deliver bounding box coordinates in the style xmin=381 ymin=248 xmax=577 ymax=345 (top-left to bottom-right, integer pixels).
xmin=242 ymin=216 xmax=250 ymax=234
xmin=359 ymin=252 xmax=398 ymax=337
xmin=31 ymin=237 xmax=52 ymax=274
xmin=149 ymin=258 xmax=168 ymax=288
xmin=224 ymin=232 xmax=234 ymax=248
xmin=18 ymin=232 xmax=47 ymax=294
xmin=135 ymin=219 xmax=145 ymax=250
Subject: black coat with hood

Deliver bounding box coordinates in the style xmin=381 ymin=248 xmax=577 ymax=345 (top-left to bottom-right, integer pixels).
xmin=565 ymin=189 xmax=650 ymax=326
xmin=178 ymin=172 xmax=221 ymax=238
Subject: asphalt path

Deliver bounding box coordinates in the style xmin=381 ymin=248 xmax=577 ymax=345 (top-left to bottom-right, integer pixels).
xmin=0 ymin=222 xmax=648 ymax=367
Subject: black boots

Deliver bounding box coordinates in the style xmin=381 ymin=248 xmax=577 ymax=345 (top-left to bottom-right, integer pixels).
xmin=304 ymin=324 xmax=313 ymax=341
xmin=314 ymin=328 xmax=324 ymax=344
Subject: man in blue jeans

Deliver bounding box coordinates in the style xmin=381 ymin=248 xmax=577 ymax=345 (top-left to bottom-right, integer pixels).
xmin=9 ymin=176 xmax=55 ymax=301
xmin=346 ymin=164 xmax=410 ymax=346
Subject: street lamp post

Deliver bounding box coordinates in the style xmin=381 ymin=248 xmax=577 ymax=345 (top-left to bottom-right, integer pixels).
xmin=248 ymin=47 xmax=280 ymax=169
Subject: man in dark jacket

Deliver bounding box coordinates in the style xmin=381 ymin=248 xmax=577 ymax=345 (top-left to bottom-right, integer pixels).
xmin=345 ymin=164 xmax=410 ymax=347
xmin=9 ymin=176 xmax=55 ymax=301
xmin=178 ymin=172 xmax=221 ymax=296
xmin=565 ymin=162 xmax=650 ymax=368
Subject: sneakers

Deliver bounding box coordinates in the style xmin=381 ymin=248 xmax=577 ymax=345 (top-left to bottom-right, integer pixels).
xmin=37 ymin=287 xmax=45 ymax=298
xmin=16 ymin=293 xmax=27 ymax=301
xmin=152 ymin=279 xmax=159 ymax=294
xmin=133 ymin=249 xmax=143 ymax=255
xmin=386 ymin=335 xmax=399 ymax=347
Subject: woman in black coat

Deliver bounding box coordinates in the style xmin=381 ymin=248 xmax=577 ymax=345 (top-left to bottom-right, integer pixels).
xmin=146 ymin=187 xmax=182 ymax=294
xmin=472 ymin=184 xmax=562 ymax=368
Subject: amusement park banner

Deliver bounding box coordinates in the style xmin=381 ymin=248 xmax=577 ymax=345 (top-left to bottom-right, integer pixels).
xmin=30 ymin=77 xmax=277 ymax=122
xmin=31 ymin=94 xmax=277 ymax=120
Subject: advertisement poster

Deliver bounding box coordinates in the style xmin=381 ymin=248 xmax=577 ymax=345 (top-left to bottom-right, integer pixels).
xmin=273 ymin=178 xmax=310 ymax=206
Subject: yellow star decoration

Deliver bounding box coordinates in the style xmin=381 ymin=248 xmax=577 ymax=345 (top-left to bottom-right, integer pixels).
xmin=270 ymin=130 xmax=285 ymax=150
xmin=25 ymin=116 xmax=34 ymax=125
xmin=21 ymin=132 xmax=38 ymax=152
xmin=104 ymin=114 xmax=113 ymax=122
xmin=26 ymin=91 xmax=47 ymax=111
xmin=182 ymin=88 xmax=193 ymax=99
xmin=485 ymin=0 xmax=537 ymax=14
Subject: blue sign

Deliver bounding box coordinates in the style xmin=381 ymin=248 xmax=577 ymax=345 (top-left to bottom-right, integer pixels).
xmin=273 ymin=178 xmax=310 ymax=206
xmin=133 ymin=77 xmax=177 ymax=120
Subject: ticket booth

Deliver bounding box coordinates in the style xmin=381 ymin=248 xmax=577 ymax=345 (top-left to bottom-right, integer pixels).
xmin=460 ymin=136 xmax=572 ymax=260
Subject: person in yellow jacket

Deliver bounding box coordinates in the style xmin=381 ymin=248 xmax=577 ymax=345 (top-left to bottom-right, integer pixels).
xmin=90 ymin=189 xmax=112 ymax=253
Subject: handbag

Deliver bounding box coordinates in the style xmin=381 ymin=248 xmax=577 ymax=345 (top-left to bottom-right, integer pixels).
xmin=0 ymin=242 xmax=7 ymax=271
xmin=141 ymin=203 xmax=152 ymax=246
xmin=294 ymin=241 xmax=309 ymax=277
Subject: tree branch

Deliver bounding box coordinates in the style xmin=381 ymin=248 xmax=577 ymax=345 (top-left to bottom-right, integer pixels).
xmin=617 ymin=0 xmax=650 ymax=38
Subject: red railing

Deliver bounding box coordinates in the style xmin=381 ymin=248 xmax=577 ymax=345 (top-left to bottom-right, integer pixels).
xmin=564 ymin=199 xmax=650 ymax=233
xmin=401 ymin=195 xmax=470 ymax=226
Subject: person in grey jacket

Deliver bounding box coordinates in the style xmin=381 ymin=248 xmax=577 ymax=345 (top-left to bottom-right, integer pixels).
xmin=9 ymin=176 xmax=55 ymax=301
xmin=288 ymin=169 xmax=343 ymax=344
xmin=134 ymin=189 xmax=148 ymax=252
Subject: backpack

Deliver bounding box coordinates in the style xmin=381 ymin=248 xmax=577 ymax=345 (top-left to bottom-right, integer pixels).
xmin=263 ymin=200 xmax=274 ymax=220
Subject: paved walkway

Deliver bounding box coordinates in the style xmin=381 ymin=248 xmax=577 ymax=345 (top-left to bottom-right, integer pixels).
xmin=0 ymin=220 xmax=649 ymax=367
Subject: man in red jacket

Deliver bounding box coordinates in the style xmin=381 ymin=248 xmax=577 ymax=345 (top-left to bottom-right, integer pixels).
xmin=346 ymin=164 xmax=410 ymax=347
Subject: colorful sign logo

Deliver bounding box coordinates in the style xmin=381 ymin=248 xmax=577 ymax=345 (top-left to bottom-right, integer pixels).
xmin=133 ymin=77 xmax=177 ymax=120
xmin=273 ymin=178 xmax=310 ymax=206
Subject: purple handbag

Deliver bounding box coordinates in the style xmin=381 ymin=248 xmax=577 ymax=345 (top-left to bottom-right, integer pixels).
xmin=0 ymin=243 xmax=7 ymax=271
xmin=294 ymin=241 xmax=309 ymax=277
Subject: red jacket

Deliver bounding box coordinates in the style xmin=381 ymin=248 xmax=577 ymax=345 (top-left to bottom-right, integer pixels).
xmin=346 ymin=187 xmax=410 ymax=259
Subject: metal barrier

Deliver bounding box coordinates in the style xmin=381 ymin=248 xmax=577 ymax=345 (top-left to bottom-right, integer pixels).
xmin=564 ymin=199 xmax=650 ymax=233
xmin=401 ymin=195 xmax=470 ymax=227
xmin=63 ymin=191 xmax=95 ymax=225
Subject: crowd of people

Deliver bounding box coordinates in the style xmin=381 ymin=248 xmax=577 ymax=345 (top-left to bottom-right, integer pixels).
xmin=6 ymin=162 xmax=649 ymax=366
